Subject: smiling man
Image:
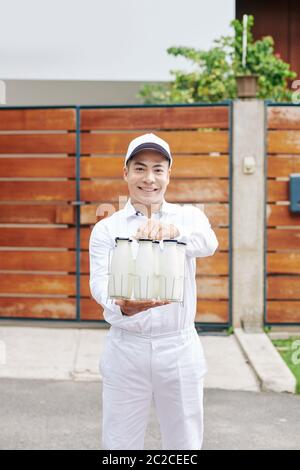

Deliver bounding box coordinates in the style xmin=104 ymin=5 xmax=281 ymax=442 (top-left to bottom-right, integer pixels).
xmin=89 ymin=132 xmax=219 ymax=450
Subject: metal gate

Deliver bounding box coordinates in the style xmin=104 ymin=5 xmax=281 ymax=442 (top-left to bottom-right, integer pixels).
xmin=0 ymin=103 xmax=232 ymax=330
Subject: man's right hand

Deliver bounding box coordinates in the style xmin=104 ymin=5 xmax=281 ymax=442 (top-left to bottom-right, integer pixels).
xmin=115 ymin=299 xmax=171 ymax=316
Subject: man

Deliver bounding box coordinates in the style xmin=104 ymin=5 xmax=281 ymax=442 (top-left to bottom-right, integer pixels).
xmin=89 ymin=133 xmax=218 ymax=450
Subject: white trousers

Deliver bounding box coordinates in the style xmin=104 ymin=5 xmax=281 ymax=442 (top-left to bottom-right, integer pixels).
xmin=100 ymin=325 xmax=207 ymax=450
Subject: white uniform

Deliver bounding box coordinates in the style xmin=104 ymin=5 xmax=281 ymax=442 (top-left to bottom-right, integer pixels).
xmin=89 ymin=198 xmax=218 ymax=450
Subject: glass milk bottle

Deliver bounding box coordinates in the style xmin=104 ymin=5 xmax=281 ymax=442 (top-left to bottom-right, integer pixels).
xmin=108 ymin=237 xmax=133 ymax=299
xmin=176 ymin=241 xmax=187 ymax=302
xmin=159 ymin=239 xmax=180 ymax=301
xmin=134 ymin=239 xmax=154 ymax=300
xmin=152 ymin=240 xmax=160 ymax=300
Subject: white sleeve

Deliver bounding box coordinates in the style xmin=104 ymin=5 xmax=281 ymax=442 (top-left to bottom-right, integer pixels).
xmin=176 ymin=206 xmax=219 ymax=258
xmin=89 ymin=222 xmax=123 ymax=317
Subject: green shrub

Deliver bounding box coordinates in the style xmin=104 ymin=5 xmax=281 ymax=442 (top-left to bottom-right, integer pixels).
xmin=138 ymin=15 xmax=296 ymax=103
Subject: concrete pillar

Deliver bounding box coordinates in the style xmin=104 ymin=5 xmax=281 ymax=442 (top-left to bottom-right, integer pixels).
xmin=232 ymin=99 xmax=265 ymax=331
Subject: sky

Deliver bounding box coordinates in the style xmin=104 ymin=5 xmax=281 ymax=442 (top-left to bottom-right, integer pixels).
xmin=0 ymin=0 xmax=235 ymax=81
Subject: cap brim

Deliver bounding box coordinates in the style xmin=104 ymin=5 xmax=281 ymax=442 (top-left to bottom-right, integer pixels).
xmin=127 ymin=142 xmax=171 ymax=162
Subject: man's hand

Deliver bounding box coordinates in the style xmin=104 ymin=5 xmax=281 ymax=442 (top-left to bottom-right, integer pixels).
xmin=134 ymin=220 xmax=179 ymax=240
xmin=115 ymin=299 xmax=171 ymax=316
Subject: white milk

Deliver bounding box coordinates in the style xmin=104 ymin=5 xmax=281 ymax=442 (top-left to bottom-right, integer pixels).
xmin=134 ymin=239 xmax=154 ymax=299
xmin=152 ymin=240 xmax=160 ymax=299
xmin=108 ymin=237 xmax=133 ymax=299
xmin=159 ymin=240 xmax=181 ymax=301
xmin=176 ymin=241 xmax=187 ymax=302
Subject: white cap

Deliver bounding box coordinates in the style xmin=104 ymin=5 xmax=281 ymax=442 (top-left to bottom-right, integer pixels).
xmin=125 ymin=133 xmax=172 ymax=167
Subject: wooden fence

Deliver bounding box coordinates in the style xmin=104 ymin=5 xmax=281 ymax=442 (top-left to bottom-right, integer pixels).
xmin=0 ymin=105 xmax=231 ymax=326
xmin=266 ymin=105 xmax=300 ymax=324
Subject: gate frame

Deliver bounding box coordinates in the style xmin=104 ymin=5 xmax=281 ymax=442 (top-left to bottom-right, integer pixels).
xmin=264 ymin=101 xmax=300 ymax=327
xmin=0 ymin=102 xmax=233 ymax=331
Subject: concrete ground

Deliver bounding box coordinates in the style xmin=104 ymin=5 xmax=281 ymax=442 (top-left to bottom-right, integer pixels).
xmin=0 ymin=324 xmax=298 ymax=450
xmin=0 ymin=325 xmax=260 ymax=391
xmin=0 ymin=378 xmax=299 ymax=450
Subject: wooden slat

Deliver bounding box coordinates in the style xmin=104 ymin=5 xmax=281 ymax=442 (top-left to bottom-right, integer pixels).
xmin=267 ymin=229 xmax=300 ymax=250
xmin=267 ymin=276 xmax=300 ymax=299
xmin=0 ymin=274 xmax=76 ymax=295
xmin=266 ymin=301 xmax=300 ymax=323
xmin=0 ymin=109 xmax=76 ymax=131
xmin=80 ymin=107 xmax=229 ymax=130
xmin=0 ymin=204 xmax=75 ymax=224
xmin=0 ymin=297 xmax=76 ymax=319
xmin=195 ymin=300 xmax=229 ymax=323
xmin=0 ymin=181 xmax=75 ymax=201
xmin=80 ymin=202 xmax=229 ymax=226
xmin=81 ymin=131 xmax=229 ymax=154
xmin=196 ymin=253 xmax=228 ymax=275
xmin=195 ymin=276 xmax=228 ymax=299
xmin=0 ymin=157 xmax=75 ymax=177
xmin=268 ymin=131 xmax=300 ymax=154
xmin=80 ymin=179 xmax=229 ymax=203
xmin=267 ymin=155 xmax=300 ymax=177
xmin=0 ymin=227 xmax=76 ymax=248
xmin=267 ymin=204 xmax=300 ymax=226
xmin=81 ymin=155 xmax=229 ymax=178
xmin=267 ymin=253 xmax=300 ymax=274
xmin=0 ymin=134 xmax=76 ymax=154
xmin=268 ymin=107 xmax=300 ymax=130
xmin=0 ymin=251 xmax=76 ymax=271
xmin=268 ymin=180 xmax=289 ymax=202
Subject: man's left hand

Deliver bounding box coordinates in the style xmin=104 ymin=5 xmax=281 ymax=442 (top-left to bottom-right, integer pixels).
xmin=134 ymin=220 xmax=179 ymax=240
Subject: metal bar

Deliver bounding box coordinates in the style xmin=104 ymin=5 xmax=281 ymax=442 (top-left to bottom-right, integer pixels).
xmin=75 ymin=106 xmax=81 ymax=321
xmin=228 ymin=99 xmax=233 ymax=328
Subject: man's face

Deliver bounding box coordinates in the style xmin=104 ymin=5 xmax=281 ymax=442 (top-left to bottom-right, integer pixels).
xmin=123 ymin=150 xmax=171 ymax=207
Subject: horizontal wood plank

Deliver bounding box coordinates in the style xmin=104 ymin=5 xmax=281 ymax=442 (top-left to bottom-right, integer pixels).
xmin=267 ymin=253 xmax=300 ymax=274
xmin=267 ymin=155 xmax=300 ymax=177
xmin=0 ymin=134 xmax=76 ymax=154
xmin=266 ymin=300 xmax=300 ymax=323
xmin=267 ymin=229 xmax=300 ymax=250
xmin=195 ymin=300 xmax=229 ymax=323
xmin=0 ymin=297 xmax=76 ymax=319
xmin=196 ymin=253 xmax=228 ymax=275
xmin=267 ymin=204 xmax=300 ymax=226
xmin=81 ymin=131 xmax=229 ymax=154
xmin=268 ymin=107 xmax=300 ymax=130
xmin=0 ymin=182 xmax=75 ymax=202
xmin=267 ymin=276 xmax=300 ymax=299
xmin=0 ymin=227 xmax=76 ymax=248
xmin=0 ymin=273 xmax=76 ymax=295
xmin=268 ymin=180 xmax=289 ymax=202
xmin=81 ymin=155 xmax=229 ymax=178
xmin=0 ymin=109 xmax=76 ymax=131
xmin=0 ymin=157 xmax=75 ymax=177
xmin=80 ymin=106 xmax=229 ymax=130
xmin=268 ymin=131 xmax=300 ymax=154
xmin=0 ymin=204 xmax=75 ymax=224
xmin=80 ymin=179 xmax=229 ymax=203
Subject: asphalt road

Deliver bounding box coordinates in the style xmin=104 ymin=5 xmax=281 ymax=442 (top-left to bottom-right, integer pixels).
xmin=0 ymin=379 xmax=299 ymax=450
